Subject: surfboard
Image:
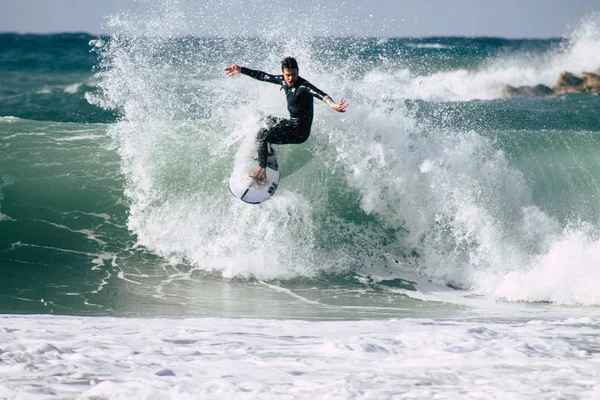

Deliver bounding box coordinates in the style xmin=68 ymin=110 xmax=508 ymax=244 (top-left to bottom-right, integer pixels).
xmin=229 ymin=152 xmax=279 ymax=204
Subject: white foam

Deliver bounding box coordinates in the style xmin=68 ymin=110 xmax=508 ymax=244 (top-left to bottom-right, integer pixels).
xmin=1 ymin=314 xmax=599 ymax=399
xmin=0 ymin=116 xmax=20 ymax=123
xmin=490 ymin=226 xmax=600 ymax=305
xmin=63 ymin=83 xmax=83 ymax=94
xmin=36 ymin=87 xmax=52 ymax=94
xmin=406 ymin=43 xmax=454 ymax=49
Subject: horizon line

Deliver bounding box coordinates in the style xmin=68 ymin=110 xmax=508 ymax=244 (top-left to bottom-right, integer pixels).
xmin=0 ymin=30 xmax=564 ymax=41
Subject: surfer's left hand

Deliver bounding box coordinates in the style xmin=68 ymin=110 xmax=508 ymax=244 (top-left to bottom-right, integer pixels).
xmin=332 ymin=98 xmax=349 ymax=113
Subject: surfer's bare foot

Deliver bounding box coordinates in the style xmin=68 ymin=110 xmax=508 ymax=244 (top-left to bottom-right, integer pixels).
xmin=250 ymin=167 xmax=267 ymax=182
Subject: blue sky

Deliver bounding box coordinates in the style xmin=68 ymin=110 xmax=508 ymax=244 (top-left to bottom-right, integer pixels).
xmin=2 ymin=0 xmax=599 ymax=38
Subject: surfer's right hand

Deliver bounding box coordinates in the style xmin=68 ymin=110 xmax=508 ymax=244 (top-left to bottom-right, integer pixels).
xmin=224 ymin=64 xmax=241 ymax=76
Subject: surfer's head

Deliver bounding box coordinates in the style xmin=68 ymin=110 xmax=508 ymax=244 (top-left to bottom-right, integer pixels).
xmin=281 ymin=57 xmax=299 ymax=87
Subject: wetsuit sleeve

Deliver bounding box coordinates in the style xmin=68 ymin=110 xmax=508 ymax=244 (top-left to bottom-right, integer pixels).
xmin=240 ymin=67 xmax=283 ymax=85
xmin=302 ymin=80 xmax=336 ymax=106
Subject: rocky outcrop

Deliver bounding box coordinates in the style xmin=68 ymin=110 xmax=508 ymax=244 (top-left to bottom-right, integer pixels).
xmin=581 ymin=72 xmax=600 ymax=88
xmin=501 ymin=71 xmax=600 ymax=98
xmin=502 ymin=84 xmax=554 ymax=98
xmin=554 ymin=71 xmax=584 ymax=90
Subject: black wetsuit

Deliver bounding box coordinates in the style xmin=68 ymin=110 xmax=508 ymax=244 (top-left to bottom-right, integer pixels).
xmin=240 ymin=67 xmax=333 ymax=168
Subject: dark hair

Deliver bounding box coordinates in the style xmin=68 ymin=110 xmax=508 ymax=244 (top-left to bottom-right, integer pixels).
xmin=281 ymin=57 xmax=298 ymax=71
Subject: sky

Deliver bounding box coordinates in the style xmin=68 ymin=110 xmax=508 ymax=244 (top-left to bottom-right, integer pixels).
xmin=1 ymin=0 xmax=599 ymax=38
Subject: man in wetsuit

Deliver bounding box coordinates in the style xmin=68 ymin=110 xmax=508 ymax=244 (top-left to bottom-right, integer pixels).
xmin=224 ymin=57 xmax=349 ymax=182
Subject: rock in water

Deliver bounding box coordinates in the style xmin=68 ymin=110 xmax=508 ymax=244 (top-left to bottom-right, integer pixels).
xmin=581 ymin=72 xmax=600 ymax=93
xmin=554 ymin=71 xmax=600 ymax=94
xmin=502 ymin=70 xmax=600 ymax=98
xmin=502 ymin=84 xmax=555 ymax=98
xmin=554 ymin=71 xmax=585 ymax=94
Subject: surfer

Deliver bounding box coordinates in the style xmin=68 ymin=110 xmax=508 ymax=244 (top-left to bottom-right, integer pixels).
xmin=224 ymin=57 xmax=349 ymax=182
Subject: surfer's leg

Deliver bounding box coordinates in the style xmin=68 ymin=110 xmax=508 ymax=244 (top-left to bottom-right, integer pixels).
xmin=255 ymin=127 xmax=274 ymax=169
xmin=265 ymin=118 xmax=310 ymax=145
xmin=252 ymin=118 xmax=308 ymax=181
xmin=250 ymin=118 xmax=281 ymax=181
xmin=255 ymin=117 xmax=294 ymax=168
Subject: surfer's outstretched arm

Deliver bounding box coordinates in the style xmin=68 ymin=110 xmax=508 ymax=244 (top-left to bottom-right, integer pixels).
xmin=302 ymin=79 xmax=349 ymax=113
xmin=224 ymin=64 xmax=282 ymax=85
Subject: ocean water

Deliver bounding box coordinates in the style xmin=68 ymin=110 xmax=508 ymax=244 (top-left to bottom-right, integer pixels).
xmin=2 ymin=6 xmax=600 ymax=398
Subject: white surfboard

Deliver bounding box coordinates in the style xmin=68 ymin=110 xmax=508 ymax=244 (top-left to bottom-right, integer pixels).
xmin=229 ymin=156 xmax=280 ymax=204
